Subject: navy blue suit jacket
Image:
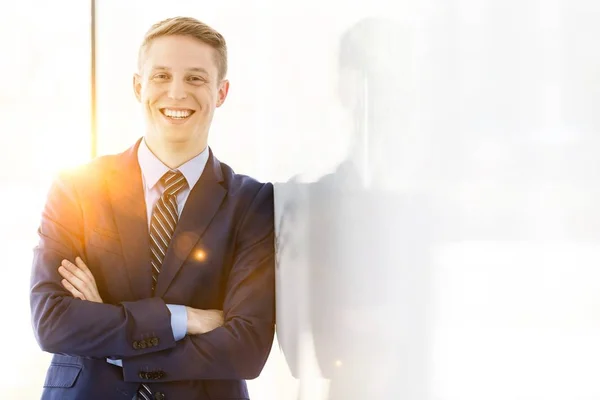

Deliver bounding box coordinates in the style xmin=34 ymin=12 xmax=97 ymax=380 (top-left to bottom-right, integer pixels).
xmin=29 ymin=139 xmax=275 ymax=400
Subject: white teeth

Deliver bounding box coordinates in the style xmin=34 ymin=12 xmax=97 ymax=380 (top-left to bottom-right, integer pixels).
xmin=163 ymin=109 xmax=192 ymax=119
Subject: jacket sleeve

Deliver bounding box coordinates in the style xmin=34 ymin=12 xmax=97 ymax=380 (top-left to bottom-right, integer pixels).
xmin=121 ymin=182 xmax=276 ymax=382
xmin=30 ymin=171 xmax=177 ymax=359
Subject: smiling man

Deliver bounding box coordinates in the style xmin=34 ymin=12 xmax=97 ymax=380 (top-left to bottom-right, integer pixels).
xmin=29 ymin=17 xmax=275 ymax=400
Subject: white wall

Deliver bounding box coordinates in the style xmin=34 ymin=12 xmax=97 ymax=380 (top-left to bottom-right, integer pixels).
xmin=273 ymin=1 xmax=600 ymax=399
xmin=0 ymin=1 xmax=91 ymax=397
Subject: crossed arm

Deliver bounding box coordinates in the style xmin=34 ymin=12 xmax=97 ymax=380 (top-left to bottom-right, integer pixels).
xmin=58 ymin=257 xmax=224 ymax=337
xmin=30 ymin=173 xmax=276 ymax=381
xmin=58 ymin=257 xmax=224 ymax=367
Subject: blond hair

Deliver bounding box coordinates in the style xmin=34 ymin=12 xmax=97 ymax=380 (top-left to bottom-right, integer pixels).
xmin=138 ymin=16 xmax=228 ymax=80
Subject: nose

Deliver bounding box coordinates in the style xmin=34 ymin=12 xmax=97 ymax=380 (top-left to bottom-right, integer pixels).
xmin=167 ymin=79 xmax=187 ymax=100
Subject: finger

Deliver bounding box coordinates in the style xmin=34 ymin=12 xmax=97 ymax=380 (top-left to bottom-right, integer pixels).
xmin=61 ymin=259 xmax=91 ymax=285
xmin=58 ymin=265 xmax=91 ymax=299
xmin=74 ymin=257 xmax=95 ymax=282
xmin=61 ymin=279 xmax=86 ymax=300
xmin=74 ymin=258 xmax=101 ymax=302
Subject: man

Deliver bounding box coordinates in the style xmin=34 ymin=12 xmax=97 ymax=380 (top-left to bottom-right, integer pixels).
xmin=29 ymin=16 xmax=275 ymax=400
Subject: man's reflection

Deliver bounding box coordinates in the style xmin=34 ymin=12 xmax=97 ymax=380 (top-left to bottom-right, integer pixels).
xmin=276 ymin=17 xmax=433 ymax=400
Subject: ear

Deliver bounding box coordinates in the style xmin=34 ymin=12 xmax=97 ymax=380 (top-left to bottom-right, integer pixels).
xmin=133 ymin=74 xmax=142 ymax=102
xmin=216 ymin=79 xmax=230 ymax=108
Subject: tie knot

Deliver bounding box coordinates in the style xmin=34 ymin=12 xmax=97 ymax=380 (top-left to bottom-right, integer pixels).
xmin=160 ymin=170 xmax=187 ymax=197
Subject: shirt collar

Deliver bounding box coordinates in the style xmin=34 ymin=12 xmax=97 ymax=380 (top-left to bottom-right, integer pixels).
xmin=137 ymin=138 xmax=209 ymax=191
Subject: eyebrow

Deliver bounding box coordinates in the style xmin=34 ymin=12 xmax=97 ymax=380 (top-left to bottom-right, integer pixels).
xmin=152 ymin=66 xmax=209 ymax=74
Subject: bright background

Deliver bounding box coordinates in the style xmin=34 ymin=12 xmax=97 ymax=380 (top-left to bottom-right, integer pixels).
xmin=3 ymin=0 xmax=600 ymax=399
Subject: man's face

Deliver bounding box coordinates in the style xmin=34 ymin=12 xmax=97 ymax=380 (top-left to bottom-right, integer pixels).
xmin=133 ymin=35 xmax=229 ymax=148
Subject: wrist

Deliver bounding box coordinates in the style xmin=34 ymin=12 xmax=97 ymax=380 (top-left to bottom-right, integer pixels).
xmin=185 ymin=306 xmax=192 ymax=334
xmin=186 ymin=307 xmax=202 ymax=335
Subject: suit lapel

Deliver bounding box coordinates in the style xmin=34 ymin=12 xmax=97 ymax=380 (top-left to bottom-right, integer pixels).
xmin=154 ymin=150 xmax=226 ymax=298
xmin=107 ymin=139 xmax=153 ymax=300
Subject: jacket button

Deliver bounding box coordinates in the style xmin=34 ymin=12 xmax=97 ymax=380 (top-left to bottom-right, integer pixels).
xmin=139 ymin=340 xmax=147 ymax=349
xmin=138 ymin=371 xmax=147 ymax=380
xmin=154 ymin=392 xmax=165 ymax=400
xmin=151 ymin=337 xmax=159 ymax=347
xmin=133 ymin=341 xmax=139 ymax=349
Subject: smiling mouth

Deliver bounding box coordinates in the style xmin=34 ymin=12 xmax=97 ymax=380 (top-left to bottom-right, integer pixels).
xmin=159 ymin=108 xmax=196 ymax=120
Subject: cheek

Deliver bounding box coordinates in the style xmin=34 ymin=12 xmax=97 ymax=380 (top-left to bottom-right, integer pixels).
xmin=141 ymin=97 xmax=159 ymax=120
xmin=194 ymin=90 xmax=218 ymax=110
xmin=141 ymin=97 xmax=153 ymax=113
xmin=140 ymin=84 xmax=159 ymax=105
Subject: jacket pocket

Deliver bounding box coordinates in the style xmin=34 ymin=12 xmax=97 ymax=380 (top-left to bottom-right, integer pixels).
xmin=43 ymin=364 xmax=82 ymax=388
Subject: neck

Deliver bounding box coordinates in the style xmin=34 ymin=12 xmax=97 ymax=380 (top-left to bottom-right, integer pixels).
xmin=144 ymin=135 xmax=207 ymax=169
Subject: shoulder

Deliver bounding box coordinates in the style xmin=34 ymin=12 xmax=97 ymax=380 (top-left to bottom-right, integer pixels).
xmin=53 ymin=153 xmax=118 ymax=189
xmin=215 ymin=159 xmax=274 ymax=226
xmin=218 ymin=159 xmax=273 ymax=203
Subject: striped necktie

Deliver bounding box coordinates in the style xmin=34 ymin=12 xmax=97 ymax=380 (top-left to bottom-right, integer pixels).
xmin=150 ymin=170 xmax=187 ymax=293
xmin=138 ymin=170 xmax=187 ymax=399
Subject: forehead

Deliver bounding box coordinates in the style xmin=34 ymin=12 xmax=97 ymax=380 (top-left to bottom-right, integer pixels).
xmin=142 ymin=35 xmax=218 ymax=75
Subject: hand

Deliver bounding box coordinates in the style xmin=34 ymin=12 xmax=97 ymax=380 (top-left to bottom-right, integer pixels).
xmin=185 ymin=308 xmax=224 ymax=335
xmin=58 ymin=257 xmax=103 ymax=303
